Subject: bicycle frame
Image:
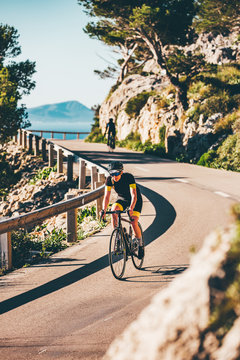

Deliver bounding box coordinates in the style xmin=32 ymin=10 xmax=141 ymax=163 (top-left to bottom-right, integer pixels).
xmin=102 ymin=209 xmax=144 ymax=278
xmin=105 ymin=210 xmax=135 ymax=252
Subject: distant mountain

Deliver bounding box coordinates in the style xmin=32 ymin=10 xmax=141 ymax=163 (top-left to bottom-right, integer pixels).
xmin=27 ymin=101 xmax=94 ymax=132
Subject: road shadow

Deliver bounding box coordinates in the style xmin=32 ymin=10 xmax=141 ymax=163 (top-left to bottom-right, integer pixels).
xmin=121 ymin=265 xmax=188 ymax=283
xmin=73 ymin=149 xmax=174 ymax=167
xmin=0 ymin=185 xmax=176 ymax=314
xmin=139 ymin=184 xmax=176 ymax=246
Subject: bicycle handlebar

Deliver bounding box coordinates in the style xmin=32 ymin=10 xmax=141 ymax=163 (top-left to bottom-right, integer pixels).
xmin=100 ymin=208 xmax=134 ymax=222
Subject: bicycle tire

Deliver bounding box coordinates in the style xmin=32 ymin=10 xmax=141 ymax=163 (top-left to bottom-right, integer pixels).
xmin=109 ymin=228 xmax=126 ymax=279
xmin=131 ymin=222 xmax=144 ymax=269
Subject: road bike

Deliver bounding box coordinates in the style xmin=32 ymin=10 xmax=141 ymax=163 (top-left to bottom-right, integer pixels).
xmin=108 ymin=133 xmax=115 ymax=152
xmin=101 ymin=209 xmax=145 ymax=279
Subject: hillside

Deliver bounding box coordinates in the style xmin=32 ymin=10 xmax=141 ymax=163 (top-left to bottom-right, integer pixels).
xmin=93 ymin=32 xmax=240 ymax=171
xmin=27 ymin=101 xmax=94 ymax=131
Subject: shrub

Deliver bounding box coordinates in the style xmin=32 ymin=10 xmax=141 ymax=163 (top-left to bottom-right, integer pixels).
xmin=29 ymin=166 xmax=57 ymax=184
xmin=197 ymin=150 xmax=217 ymax=167
xmin=11 ymin=227 xmax=67 ymax=268
xmin=214 ymin=110 xmax=239 ymax=133
xmin=215 ymin=134 xmax=240 ymax=171
xmin=125 ymin=91 xmax=154 ymax=117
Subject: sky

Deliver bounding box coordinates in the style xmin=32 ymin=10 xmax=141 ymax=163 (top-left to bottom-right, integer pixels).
xmin=0 ymin=0 xmax=117 ymax=110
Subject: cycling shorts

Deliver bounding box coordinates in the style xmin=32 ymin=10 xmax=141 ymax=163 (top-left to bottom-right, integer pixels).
xmin=113 ymin=196 xmax=142 ymax=218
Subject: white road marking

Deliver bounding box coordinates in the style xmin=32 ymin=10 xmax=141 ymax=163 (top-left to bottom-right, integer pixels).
xmin=176 ymin=179 xmax=189 ymax=183
xmin=135 ymin=166 xmax=149 ymax=172
xmin=214 ymin=191 xmax=231 ymax=198
xmin=104 ymin=316 xmax=113 ymax=322
xmin=38 ymin=349 xmax=47 ymax=355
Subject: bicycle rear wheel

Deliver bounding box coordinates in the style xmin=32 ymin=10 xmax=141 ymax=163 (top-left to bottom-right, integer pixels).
xmin=109 ymin=228 xmax=126 ymax=279
xmin=131 ymin=222 xmax=144 ymax=269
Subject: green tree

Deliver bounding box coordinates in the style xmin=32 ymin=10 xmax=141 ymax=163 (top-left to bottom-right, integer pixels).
xmin=0 ymin=24 xmax=36 ymax=143
xmin=194 ymin=0 xmax=240 ymax=35
xmin=78 ymin=0 xmax=196 ymax=114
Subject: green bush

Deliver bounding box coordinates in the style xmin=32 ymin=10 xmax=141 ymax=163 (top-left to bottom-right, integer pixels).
xmin=197 ymin=150 xmax=217 ymax=167
xmin=29 ymin=166 xmax=57 ymax=184
xmin=198 ymin=134 xmax=240 ymax=172
xmin=125 ymin=91 xmax=154 ymax=118
xmin=11 ymin=227 xmax=67 ymax=268
xmin=85 ymin=127 xmax=106 ymax=143
xmin=215 ymin=134 xmax=240 ymax=171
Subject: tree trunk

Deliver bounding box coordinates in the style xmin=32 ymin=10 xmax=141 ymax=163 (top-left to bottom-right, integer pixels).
xmin=117 ymin=43 xmax=138 ymax=83
xmin=139 ymin=30 xmax=188 ymax=116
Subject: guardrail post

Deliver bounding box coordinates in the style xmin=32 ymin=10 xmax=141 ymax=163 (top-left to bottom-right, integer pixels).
xmin=48 ymin=143 xmax=54 ymax=167
xmin=18 ymin=129 xmax=22 ymax=146
xmin=57 ymin=148 xmax=63 ymax=173
xmin=42 ymin=139 xmax=47 ymax=161
xmin=98 ymin=173 xmax=106 ymax=184
xmin=28 ymin=133 xmax=33 ymax=154
xmin=66 ymin=194 xmax=77 ymax=242
xmin=14 ymin=133 xmax=18 ymax=143
xmin=95 ymin=180 xmax=105 ymax=218
xmin=34 ymin=135 xmax=39 ymax=156
xmin=0 ymin=224 xmax=12 ymax=270
xmin=78 ymin=160 xmax=86 ymax=189
xmin=23 ymin=131 xmax=27 ymax=148
xmin=91 ymin=166 xmax=98 ymax=190
xmin=67 ymin=155 xmax=73 ymax=182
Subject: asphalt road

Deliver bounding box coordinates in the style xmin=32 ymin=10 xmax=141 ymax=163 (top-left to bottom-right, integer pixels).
xmin=1 ymin=141 xmax=239 ymax=360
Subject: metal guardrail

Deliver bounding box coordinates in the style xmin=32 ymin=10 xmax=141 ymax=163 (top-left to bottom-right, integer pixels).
xmin=30 ymin=129 xmax=90 ymax=140
xmin=0 ymin=129 xmax=108 ymax=269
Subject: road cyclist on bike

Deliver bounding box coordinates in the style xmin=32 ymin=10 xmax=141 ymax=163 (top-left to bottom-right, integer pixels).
xmin=104 ymin=118 xmax=116 ymax=152
xmin=101 ymin=161 xmax=144 ymax=259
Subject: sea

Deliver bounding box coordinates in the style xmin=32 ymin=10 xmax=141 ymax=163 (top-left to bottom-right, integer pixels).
xmin=28 ymin=121 xmax=92 ymax=140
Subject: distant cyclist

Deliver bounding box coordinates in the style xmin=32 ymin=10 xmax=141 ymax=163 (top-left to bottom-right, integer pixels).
xmin=104 ymin=118 xmax=116 ymax=152
xmin=101 ymin=161 xmax=144 ymax=259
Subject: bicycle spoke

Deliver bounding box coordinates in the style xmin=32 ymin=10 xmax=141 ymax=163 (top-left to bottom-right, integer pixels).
xmin=109 ymin=229 xmax=126 ymax=279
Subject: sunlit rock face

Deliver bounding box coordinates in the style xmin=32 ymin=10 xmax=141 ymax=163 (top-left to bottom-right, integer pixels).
xmin=104 ymin=226 xmax=240 ymax=360
xmin=99 ymin=32 xmax=239 ymax=157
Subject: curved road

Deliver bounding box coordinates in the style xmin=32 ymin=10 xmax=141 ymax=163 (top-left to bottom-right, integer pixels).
xmin=1 ymin=141 xmax=239 ymax=360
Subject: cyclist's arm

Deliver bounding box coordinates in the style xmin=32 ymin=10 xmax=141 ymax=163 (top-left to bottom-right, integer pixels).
xmin=129 ymin=184 xmax=137 ymax=211
xmin=102 ymin=186 xmax=111 ymax=211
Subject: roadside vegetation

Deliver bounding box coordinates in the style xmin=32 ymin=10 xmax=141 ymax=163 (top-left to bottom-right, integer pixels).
xmin=82 ymin=0 xmax=239 ymax=172
xmin=0 ymin=205 xmax=108 ymax=275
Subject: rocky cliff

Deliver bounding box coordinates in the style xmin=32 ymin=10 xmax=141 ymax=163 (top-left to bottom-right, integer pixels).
xmin=104 ymin=218 xmax=240 ymax=360
xmin=99 ymin=32 xmax=240 ymax=160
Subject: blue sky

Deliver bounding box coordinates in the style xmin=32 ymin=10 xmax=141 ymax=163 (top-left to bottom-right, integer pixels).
xmin=0 ymin=0 xmax=117 ymax=109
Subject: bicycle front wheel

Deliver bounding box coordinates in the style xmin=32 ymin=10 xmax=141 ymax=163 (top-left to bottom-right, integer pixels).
xmin=131 ymin=222 xmax=144 ymax=269
xmin=109 ymin=228 xmax=126 ymax=279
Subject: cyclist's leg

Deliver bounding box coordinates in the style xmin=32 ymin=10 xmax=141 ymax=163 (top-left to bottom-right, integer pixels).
xmin=131 ymin=212 xmax=142 ymax=239
xmin=111 ymin=200 xmax=128 ymax=228
xmin=131 ymin=195 xmax=142 ymax=237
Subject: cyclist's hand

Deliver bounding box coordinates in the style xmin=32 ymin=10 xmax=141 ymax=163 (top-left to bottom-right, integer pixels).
xmin=100 ymin=209 xmax=106 ymax=222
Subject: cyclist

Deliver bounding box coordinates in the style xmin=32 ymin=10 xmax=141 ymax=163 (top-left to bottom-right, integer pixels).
xmin=101 ymin=161 xmax=144 ymax=259
xmin=104 ymin=118 xmax=116 ymax=152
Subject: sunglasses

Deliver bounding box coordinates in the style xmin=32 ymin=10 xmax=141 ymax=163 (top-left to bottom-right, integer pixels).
xmin=110 ymin=171 xmax=121 ymax=177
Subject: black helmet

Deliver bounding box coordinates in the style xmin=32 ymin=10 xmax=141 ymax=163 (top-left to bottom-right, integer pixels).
xmin=108 ymin=161 xmax=123 ymax=174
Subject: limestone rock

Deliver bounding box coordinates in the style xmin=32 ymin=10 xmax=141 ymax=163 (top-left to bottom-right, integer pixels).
xmin=104 ymin=226 xmax=239 ymax=360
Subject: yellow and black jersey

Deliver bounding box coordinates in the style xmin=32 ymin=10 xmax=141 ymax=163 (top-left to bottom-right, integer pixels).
xmin=105 ymin=172 xmax=141 ymax=202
